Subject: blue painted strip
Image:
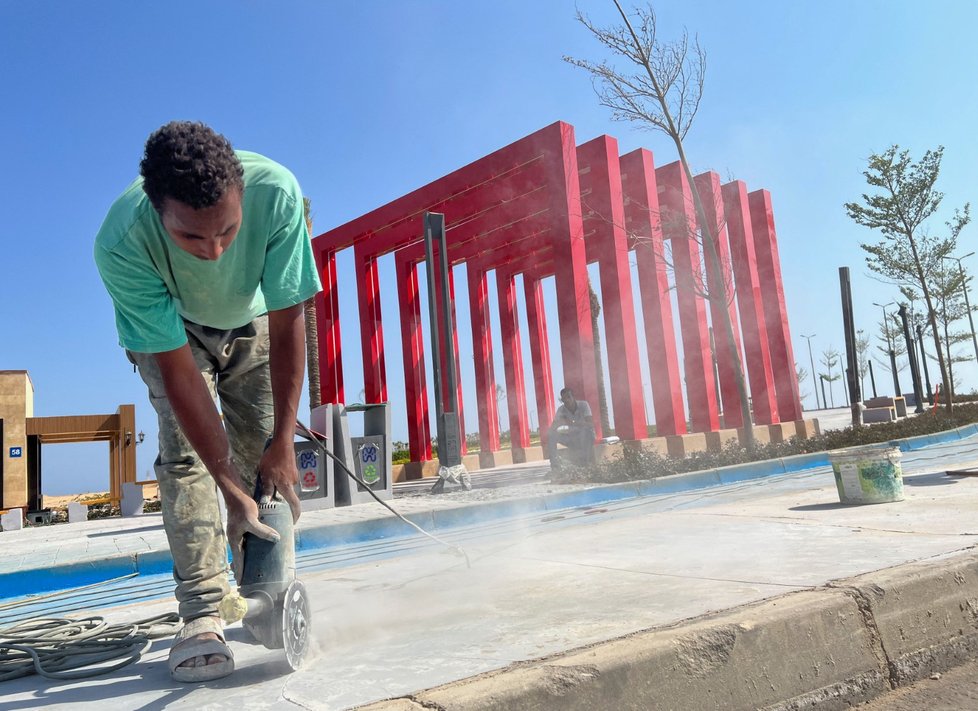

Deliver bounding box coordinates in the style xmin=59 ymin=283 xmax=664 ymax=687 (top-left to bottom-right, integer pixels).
xmin=0 ymin=555 xmax=138 ymax=600
xmin=4 ymin=423 xmax=977 ymax=602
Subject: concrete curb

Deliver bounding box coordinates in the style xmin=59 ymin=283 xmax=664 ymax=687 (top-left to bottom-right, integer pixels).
xmin=356 ymin=549 xmax=978 ymax=711
xmin=3 ymin=422 xmax=977 ymax=601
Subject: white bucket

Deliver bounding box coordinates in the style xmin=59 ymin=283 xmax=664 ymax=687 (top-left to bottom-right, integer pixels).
xmin=828 ymin=444 xmax=904 ymax=504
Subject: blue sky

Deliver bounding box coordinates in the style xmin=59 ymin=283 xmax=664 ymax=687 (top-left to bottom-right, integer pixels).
xmin=3 ymin=1 xmax=977 ymax=495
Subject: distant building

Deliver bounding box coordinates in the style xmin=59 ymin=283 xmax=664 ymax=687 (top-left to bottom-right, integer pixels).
xmin=0 ymin=370 xmax=137 ymax=513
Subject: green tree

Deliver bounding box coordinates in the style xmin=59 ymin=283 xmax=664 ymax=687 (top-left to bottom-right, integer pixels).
xmin=819 ymin=346 xmax=841 ymax=408
xmin=903 ymin=265 xmax=975 ymax=398
xmin=855 ymin=329 xmax=870 ymax=396
xmin=845 ymin=145 xmax=971 ymax=411
xmin=566 ymin=2 xmax=756 ymax=447
xmin=874 ymin=312 xmax=909 ymax=386
xmin=796 ymin=363 xmax=810 ymax=408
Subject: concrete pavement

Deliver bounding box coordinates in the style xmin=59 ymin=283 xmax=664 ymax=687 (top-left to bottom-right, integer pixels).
xmin=2 ymin=426 xmax=978 ymax=709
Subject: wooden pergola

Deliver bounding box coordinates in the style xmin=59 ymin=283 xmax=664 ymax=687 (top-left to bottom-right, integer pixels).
xmin=25 ymin=404 xmax=137 ymax=507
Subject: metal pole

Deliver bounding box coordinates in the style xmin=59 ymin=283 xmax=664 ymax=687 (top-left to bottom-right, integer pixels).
xmin=423 ymin=213 xmax=446 ymax=458
xmin=819 ymin=375 xmax=828 ymax=411
xmin=916 ymin=323 xmax=933 ymax=405
xmin=898 ymin=304 xmax=925 ymax=413
xmin=867 ymin=359 xmax=878 ymax=398
xmin=839 ymin=267 xmax=861 ymax=425
xmin=802 ymin=333 xmax=819 ymax=410
xmin=423 ymin=212 xmax=462 ymax=468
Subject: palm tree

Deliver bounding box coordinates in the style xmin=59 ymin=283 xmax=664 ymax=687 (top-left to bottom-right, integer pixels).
xmin=588 ymin=279 xmax=611 ymax=435
xmin=303 ymin=197 xmax=321 ymax=410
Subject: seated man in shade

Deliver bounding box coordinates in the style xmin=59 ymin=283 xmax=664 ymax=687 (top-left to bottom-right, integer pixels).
xmin=546 ymin=387 xmax=596 ymax=470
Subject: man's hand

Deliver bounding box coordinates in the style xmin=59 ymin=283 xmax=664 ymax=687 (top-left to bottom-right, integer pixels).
xmin=225 ymin=492 xmax=281 ymax=581
xmin=258 ymin=436 xmax=302 ymax=523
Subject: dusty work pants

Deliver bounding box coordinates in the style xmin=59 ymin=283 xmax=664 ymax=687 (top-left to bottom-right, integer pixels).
xmin=128 ymin=316 xmax=273 ymax=621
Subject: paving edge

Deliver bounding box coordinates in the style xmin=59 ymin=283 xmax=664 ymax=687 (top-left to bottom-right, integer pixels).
xmin=354 ymin=547 xmax=978 ymax=711
xmin=4 ymin=421 xmax=978 ymax=600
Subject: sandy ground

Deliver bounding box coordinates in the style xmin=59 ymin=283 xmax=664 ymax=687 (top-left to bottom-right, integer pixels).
xmin=43 ymin=484 xmax=159 ymax=509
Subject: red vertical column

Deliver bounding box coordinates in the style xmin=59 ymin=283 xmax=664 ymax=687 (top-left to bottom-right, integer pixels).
xmin=314 ymin=249 xmax=344 ymax=404
xmin=544 ymin=123 xmax=601 ymax=437
xmin=497 ymin=270 xmax=531 ymax=450
xmin=695 ymin=171 xmax=746 ymax=429
xmin=577 ymin=136 xmax=647 ymax=441
xmin=749 ymin=189 xmax=803 ymax=421
xmin=722 ymin=181 xmax=778 ymax=425
xmin=354 ymin=245 xmax=387 ymax=403
xmin=395 ymin=253 xmax=432 ymax=462
xmin=433 ymin=264 xmax=467 ymax=453
xmin=620 ymin=149 xmax=686 ymax=436
xmin=467 ymin=262 xmax=500 ymax=454
xmin=523 ymin=275 xmax=555 ymax=447
xmin=656 ymin=161 xmax=720 ymax=433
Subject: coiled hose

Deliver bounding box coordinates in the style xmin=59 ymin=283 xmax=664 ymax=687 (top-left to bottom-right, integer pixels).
xmin=0 ymin=613 xmax=181 ymax=682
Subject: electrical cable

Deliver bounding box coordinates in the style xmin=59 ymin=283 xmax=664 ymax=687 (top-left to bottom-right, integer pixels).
xmin=0 ymin=419 xmax=469 ymax=686
xmin=0 ymin=613 xmax=180 ymax=682
xmin=295 ymin=419 xmax=471 ymax=568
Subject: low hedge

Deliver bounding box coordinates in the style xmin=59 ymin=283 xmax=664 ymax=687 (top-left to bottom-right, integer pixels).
xmin=551 ymin=402 xmax=978 ymax=485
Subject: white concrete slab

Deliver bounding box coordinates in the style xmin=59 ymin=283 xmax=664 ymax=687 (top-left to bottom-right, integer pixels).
xmin=3 ymin=434 xmax=978 ymax=709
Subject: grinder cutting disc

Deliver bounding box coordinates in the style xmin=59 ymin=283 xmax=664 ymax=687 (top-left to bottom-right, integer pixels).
xmin=283 ymin=579 xmax=311 ymax=670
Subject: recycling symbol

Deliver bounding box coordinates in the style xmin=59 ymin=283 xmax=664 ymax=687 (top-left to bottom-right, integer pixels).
xmin=303 ymin=471 xmax=318 ymax=488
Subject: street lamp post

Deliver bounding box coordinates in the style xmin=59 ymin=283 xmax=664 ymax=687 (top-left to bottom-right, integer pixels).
xmin=801 ymin=333 xmax=820 ymax=410
xmin=874 ymin=301 xmax=901 ymax=398
xmin=942 ymin=251 xmax=978 ymax=366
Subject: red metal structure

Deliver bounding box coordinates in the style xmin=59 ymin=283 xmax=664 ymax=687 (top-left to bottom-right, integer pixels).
xmin=313 ymin=121 xmax=802 ymax=467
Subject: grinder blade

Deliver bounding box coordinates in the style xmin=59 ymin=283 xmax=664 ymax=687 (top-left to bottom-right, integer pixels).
xmin=283 ymin=579 xmax=311 ymax=670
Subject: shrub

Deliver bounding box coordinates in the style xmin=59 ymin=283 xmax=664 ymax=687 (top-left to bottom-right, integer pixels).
xmin=551 ymin=403 xmax=978 ymax=484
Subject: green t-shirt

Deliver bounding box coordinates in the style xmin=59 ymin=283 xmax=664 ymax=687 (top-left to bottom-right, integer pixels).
xmin=95 ymin=151 xmax=322 ymax=353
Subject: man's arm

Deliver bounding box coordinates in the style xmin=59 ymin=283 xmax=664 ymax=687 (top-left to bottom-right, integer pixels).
xmin=153 ymin=345 xmax=280 ymax=568
xmin=259 ymin=303 xmax=305 ymax=521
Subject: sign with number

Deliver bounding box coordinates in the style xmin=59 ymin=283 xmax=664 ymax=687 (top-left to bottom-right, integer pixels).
xmin=9 ymin=447 xmax=22 ymax=458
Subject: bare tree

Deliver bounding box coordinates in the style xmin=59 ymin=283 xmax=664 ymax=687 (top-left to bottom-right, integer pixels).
xmin=566 ymin=2 xmax=756 ymax=448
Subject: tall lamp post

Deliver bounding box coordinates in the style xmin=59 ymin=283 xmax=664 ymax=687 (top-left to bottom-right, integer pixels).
xmin=942 ymin=251 xmax=978 ymax=365
xmin=801 ymin=333 xmax=820 ymax=410
xmin=874 ymin=301 xmax=901 ymax=398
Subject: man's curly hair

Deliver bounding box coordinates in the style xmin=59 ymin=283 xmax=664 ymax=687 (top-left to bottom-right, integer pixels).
xmin=140 ymin=121 xmax=244 ymax=211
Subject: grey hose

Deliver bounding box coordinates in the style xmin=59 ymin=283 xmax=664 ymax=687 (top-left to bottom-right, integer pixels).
xmin=295 ymin=420 xmax=472 ymax=568
xmin=0 ymin=613 xmax=180 ymax=682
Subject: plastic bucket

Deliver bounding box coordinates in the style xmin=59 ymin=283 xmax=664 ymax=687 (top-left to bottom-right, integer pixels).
xmin=828 ymin=444 xmax=904 ymax=504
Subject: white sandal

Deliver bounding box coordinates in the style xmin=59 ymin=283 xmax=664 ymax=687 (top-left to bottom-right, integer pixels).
xmin=168 ymin=616 xmax=235 ymax=683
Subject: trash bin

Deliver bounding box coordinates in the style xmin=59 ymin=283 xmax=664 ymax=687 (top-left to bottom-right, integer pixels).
xmin=294 ymin=435 xmax=334 ymax=511
xmin=324 ymin=402 xmax=392 ymax=506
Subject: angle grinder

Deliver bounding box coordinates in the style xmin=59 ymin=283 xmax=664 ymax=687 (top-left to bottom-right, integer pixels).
xmin=218 ymin=479 xmax=311 ymax=671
